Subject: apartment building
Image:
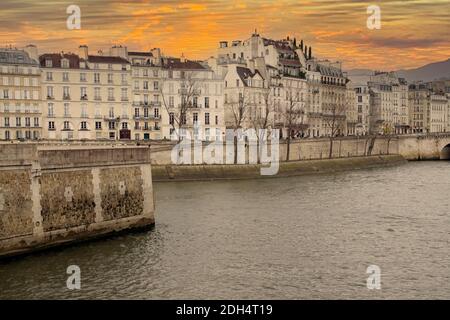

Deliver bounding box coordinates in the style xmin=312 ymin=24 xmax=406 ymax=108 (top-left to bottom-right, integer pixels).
xmin=408 ymin=83 xmax=430 ymax=133
xmin=158 ymin=56 xmax=225 ymax=141
xmin=345 ymin=82 xmax=358 ymax=136
xmin=215 ymin=32 xmax=315 ymax=138
xmin=126 ymin=48 xmax=163 ymax=140
xmin=0 ymin=45 xmax=42 ymax=141
xmin=352 ymin=84 xmax=370 ymax=135
xmin=429 ymin=93 xmax=448 ymax=133
xmin=40 ymin=45 xmax=131 ymax=140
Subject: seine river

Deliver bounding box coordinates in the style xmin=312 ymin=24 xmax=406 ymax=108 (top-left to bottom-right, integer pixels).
xmin=1 ymin=161 xmax=449 ymax=299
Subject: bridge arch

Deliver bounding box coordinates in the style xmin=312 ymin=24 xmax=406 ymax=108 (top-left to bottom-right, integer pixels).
xmin=440 ymin=144 xmax=450 ymax=160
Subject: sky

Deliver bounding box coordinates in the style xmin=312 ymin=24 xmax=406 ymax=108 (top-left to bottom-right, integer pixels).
xmin=0 ymin=0 xmax=449 ymax=70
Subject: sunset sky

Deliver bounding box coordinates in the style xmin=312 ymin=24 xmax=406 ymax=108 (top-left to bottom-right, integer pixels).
xmin=0 ymin=0 xmax=449 ymax=70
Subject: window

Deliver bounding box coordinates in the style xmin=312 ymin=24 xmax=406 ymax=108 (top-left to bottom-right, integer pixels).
xmin=81 ymin=104 xmax=88 ymax=118
xmin=61 ymin=59 xmax=69 ymax=68
xmin=25 ymin=117 xmax=30 ymax=127
xmin=63 ymin=86 xmax=70 ymax=99
xmin=48 ymin=103 xmax=54 ymax=117
xmin=94 ymin=87 xmax=101 ymax=100
xmin=215 ymin=115 xmax=218 ymax=125
xmin=4 ymin=117 xmax=10 ymax=127
xmin=205 ymin=113 xmax=210 ymax=125
xmin=205 ymin=97 xmax=210 ymax=108
xmin=169 ymin=96 xmax=174 ymax=107
xmin=169 ymin=112 xmax=174 ymax=125
xmin=16 ymin=117 xmax=21 ymax=127
xmin=47 ymin=86 xmax=53 ymax=98
xmin=45 ymin=59 xmax=52 ymax=67
xmin=108 ymin=73 xmax=113 ymax=84
xmin=80 ymin=73 xmax=87 ymax=82
xmin=3 ymin=89 xmax=9 ymax=99
xmin=108 ymin=88 xmax=114 ymax=100
xmin=193 ymin=113 xmax=198 ymax=124
xmin=122 ymin=122 xmax=128 ymax=129
xmin=63 ymin=72 xmax=69 ymax=81
xmin=144 ymin=108 xmax=149 ymax=118
xmin=63 ymin=121 xmax=70 ymax=130
xmin=143 ymin=81 xmax=149 ymax=90
xmin=109 ymin=122 xmax=115 ymax=130
xmin=5 ymin=130 xmax=10 ymax=140
xmin=121 ymin=88 xmax=128 ymax=101
xmin=81 ymin=87 xmax=87 ymax=99
xmin=95 ymin=122 xmax=102 ymax=130
xmin=154 ymin=108 xmax=159 ymax=118
xmin=153 ymin=81 xmax=159 ymax=91
xmin=94 ymin=73 xmax=100 ymax=83
xmin=46 ymin=72 xmax=53 ymax=81
xmin=134 ymin=108 xmax=140 ymax=117
xmin=80 ymin=121 xmax=87 ymax=130
xmin=34 ymin=117 xmax=39 ymax=127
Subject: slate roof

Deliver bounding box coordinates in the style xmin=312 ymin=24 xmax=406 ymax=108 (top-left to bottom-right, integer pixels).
xmin=39 ymin=53 xmax=81 ymax=68
xmin=0 ymin=49 xmax=38 ymax=65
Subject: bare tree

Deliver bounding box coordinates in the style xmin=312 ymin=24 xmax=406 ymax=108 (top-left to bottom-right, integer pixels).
xmin=226 ymin=88 xmax=250 ymax=164
xmin=285 ymin=89 xmax=306 ymax=161
xmin=322 ymin=102 xmax=346 ymax=158
xmin=160 ymin=71 xmax=200 ymax=141
xmin=249 ymin=87 xmax=274 ymax=163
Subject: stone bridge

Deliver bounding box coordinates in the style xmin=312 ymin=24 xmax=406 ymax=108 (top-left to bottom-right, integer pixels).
xmin=397 ymin=133 xmax=450 ymax=160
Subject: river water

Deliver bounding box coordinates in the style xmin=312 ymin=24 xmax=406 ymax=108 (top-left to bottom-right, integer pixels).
xmin=1 ymin=161 xmax=449 ymax=299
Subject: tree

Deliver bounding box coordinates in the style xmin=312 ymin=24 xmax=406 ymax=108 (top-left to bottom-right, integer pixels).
xmin=308 ymin=46 xmax=312 ymax=59
xmin=249 ymin=87 xmax=275 ymax=163
xmin=285 ymin=89 xmax=305 ymax=161
xmin=300 ymin=39 xmax=304 ymax=50
xmin=160 ymin=71 xmax=200 ymax=141
xmin=322 ymin=102 xmax=346 ymax=158
xmin=227 ymin=88 xmax=249 ymax=163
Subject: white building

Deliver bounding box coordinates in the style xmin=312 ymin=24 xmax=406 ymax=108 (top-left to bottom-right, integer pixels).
xmin=0 ymin=45 xmax=42 ymax=141
xmin=40 ymin=45 xmax=132 ymax=140
xmin=429 ymin=93 xmax=448 ymax=133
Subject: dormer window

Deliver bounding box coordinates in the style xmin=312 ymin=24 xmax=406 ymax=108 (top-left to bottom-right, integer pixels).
xmin=80 ymin=61 xmax=86 ymax=69
xmin=45 ymin=59 xmax=53 ymax=68
xmin=61 ymin=59 xmax=69 ymax=68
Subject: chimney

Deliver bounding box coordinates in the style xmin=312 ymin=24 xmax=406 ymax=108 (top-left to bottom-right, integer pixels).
xmin=24 ymin=44 xmax=38 ymax=62
xmin=79 ymin=45 xmax=88 ymax=60
xmin=151 ymin=48 xmax=161 ymax=65
xmin=109 ymin=45 xmax=128 ymax=59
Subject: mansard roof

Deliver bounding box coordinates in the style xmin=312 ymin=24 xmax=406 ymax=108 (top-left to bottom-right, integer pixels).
xmin=87 ymin=55 xmax=129 ymax=64
xmin=162 ymin=58 xmax=206 ymax=70
xmin=317 ymin=64 xmax=344 ymax=77
xmin=39 ymin=53 xmax=81 ymax=68
xmin=0 ymin=49 xmax=38 ymax=65
xmin=236 ymin=66 xmax=264 ymax=86
xmin=128 ymin=51 xmax=153 ymax=57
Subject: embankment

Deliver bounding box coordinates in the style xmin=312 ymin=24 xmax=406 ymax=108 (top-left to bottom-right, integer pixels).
xmin=0 ymin=145 xmax=155 ymax=258
xmin=152 ymin=155 xmax=406 ymax=182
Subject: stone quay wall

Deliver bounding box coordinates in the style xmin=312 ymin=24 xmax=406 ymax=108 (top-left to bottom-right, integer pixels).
xmin=0 ymin=145 xmax=154 ymax=258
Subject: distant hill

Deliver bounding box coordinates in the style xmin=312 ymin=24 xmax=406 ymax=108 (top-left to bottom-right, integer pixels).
xmin=346 ymin=58 xmax=450 ymax=82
